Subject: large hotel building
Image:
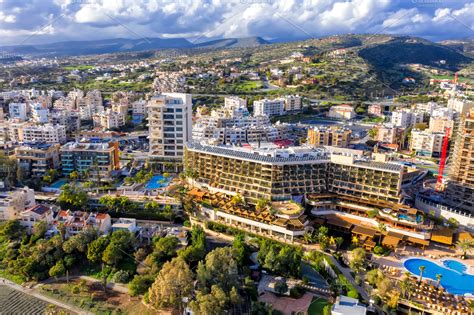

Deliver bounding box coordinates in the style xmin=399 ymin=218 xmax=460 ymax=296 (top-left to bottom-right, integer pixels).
xmin=185 ymin=142 xmax=408 ymax=204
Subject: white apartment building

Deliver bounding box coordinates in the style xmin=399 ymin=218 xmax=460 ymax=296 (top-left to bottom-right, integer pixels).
xmin=328 ymin=105 xmax=356 ymax=120
xmin=253 ymin=98 xmax=285 ymax=117
xmin=93 ymin=109 xmax=125 ymax=130
xmin=410 ymin=129 xmax=444 ymax=157
xmin=31 ymin=103 xmax=50 ymax=123
xmin=447 ymin=98 xmax=474 ymax=115
xmin=0 ymin=187 xmax=36 ymax=221
xmin=132 ymin=99 xmax=147 ymax=115
xmin=22 ymin=124 xmax=67 ymax=144
xmin=9 ymin=103 xmax=28 ymax=121
xmin=148 ymin=93 xmax=192 ymax=162
xmin=19 ymin=204 xmax=54 ymax=233
xmin=223 ymin=97 xmax=249 ymax=118
xmin=283 ymin=95 xmax=302 ymax=112
xmin=77 ymin=90 xmax=104 ymax=120
xmin=391 ymin=109 xmax=424 ymax=128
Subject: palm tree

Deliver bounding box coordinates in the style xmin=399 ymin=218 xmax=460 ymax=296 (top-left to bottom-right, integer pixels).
xmin=456 ymin=239 xmax=474 ymax=259
xmin=435 ymin=274 xmax=442 ymax=289
xmin=418 ymin=265 xmax=426 ymax=283
xmin=352 ymin=235 xmax=359 ymax=246
xmin=378 ymin=222 xmax=387 ymax=245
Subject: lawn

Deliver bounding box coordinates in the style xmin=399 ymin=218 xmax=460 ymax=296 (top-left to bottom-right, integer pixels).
xmin=63 ymin=65 xmax=94 ymax=70
xmin=308 ymin=297 xmax=331 ymax=315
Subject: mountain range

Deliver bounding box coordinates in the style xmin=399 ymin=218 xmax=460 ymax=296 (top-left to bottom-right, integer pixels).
xmin=0 ymin=36 xmax=270 ymax=57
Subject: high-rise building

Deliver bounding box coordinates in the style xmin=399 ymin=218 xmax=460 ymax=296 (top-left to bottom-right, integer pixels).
xmin=445 ymin=109 xmax=474 ymax=213
xmin=147 ymin=93 xmax=192 ymax=166
xmin=307 ymin=126 xmax=351 ymax=147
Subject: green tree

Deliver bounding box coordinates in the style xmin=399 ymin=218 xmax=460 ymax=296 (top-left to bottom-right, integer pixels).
xmin=128 ymin=274 xmax=155 ymax=296
xmin=69 ymin=171 xmax=79 ymax=182
xmin=0 ymin=220 xmax=26 ymax=240
xmin=87 ymin=236 xmax=110 ymax=263
xmin=190 ymin=285 xmax=228 ymax=314
xmin=147 ymin=257 xmax=194 ymax=312
xmin=349 ymin=248 xmax=366 ymax=273
xmin=196 ymin=247 xmax=239 ymax=293
xmin=457 ymin=239 xmax=474 ymax=259
xmin=418 ymin=265 xmax=426 ymax=283
xmin=435 ymin=273 xmax=443 ymax=289
xmin=49 ymin=260 xmax=66 ymax=278
xmin=58 ymin=184 xmax=88 ymax=210
xmin=232 ymin=233 xmax=247 ymax=266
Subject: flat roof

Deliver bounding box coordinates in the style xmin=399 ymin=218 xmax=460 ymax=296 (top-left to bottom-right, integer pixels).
xmin=382 ymin=235 xmax=400 ymax=247
xmin=431 ymin=228 xmax=454 ymax=245
xmin=326 ymin=215 xmax=353 ymax=229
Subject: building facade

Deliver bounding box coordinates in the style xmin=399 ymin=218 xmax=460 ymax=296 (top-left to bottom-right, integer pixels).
xmin=14 ymin=143 xmax=61 ymax=178
xmin=253 ymin=98 xmax=285 ymax=117
xmin=307 ymin=126 xmax=351 ymax=147
xmin=328 ymin=105 xmax=356 ymax=120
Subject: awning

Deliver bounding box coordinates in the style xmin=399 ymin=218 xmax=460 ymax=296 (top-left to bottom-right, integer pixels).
xmin=382 ymin=235 xmax=400 ymax=247
xmin=387 ymin=231 xmax=405 ymax=240
xmin=188 ymin=188 xmax=205 ymax=199
xmin=458 ymin=231 xmax=473 ymax=242
xmin=327 ymin=216 xmax=353 ymax=229
xmin=365 ymin=239 xmax=377 ymax=248
xmin=406 ymin=237 xmax=430 ymax=247
xmin=431 ymin=228 xmax=454 ymax=245
xmin=352 ymin=225 xmax=377 ymax=238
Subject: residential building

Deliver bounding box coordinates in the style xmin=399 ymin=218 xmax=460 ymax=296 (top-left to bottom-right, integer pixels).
xmin=253 ymin=98 xmax=285 ymax=117
xmin=376 ymin=125 xmax=399 ymax=145
xmin=447 ymin=98 xmax=474 ymax=115
xmin=19 ymin=204 xmax=54 ymax=233
xmin=112 ymin=218 xmax=138 ymax=233
xmin=446 ymin=109 xmax=474 ymax=214
xmin=368 ymin=104 xmax=383 ymax=117
xmin=307 ymin=126 xmax=351 ymax=147
xmin=60 ymin=141 xmax=120 ymax=179
xmin=283 ymin=95 xmax=302 ymax=112
xmin=410 ymin=129 xmax=444 ymax=157
xmin=22 ymin=124 xmax=67 ymax=144
xmin=93 ymin=109 xmax=125 ymax=130
xmin=332 ymin=295 xmax=367 ymax=315
xmin=224 ymin=96 xmax=247 ymax=116
xmin=328 ymin=105 xmax=356 ymax=120
xmin=55 ymin=210 xmax=112 ymax=237
xmin=14 ymin=143 xmax=60 ymax=178
xmin=132 ymin=99 xmax=147 ymax=116
xmin=9 ymin=102 xmax=27 ymax=121
xmin=391 ymin=109 xmax=424 ymax=128
xmin=0 ymin=187 xmax=35 ymax=221
xmin=147 ymin=93 xmax=192 ymax=164
xmin=30 ymin=103 xmax=50 ymax=123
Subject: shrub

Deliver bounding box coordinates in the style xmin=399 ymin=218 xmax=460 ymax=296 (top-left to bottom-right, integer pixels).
xmin=112 ymin=270 xmax=131 ymax=283
xmin=323 ymin=304 xmax=332 ymax=315
xmin=347 ymin=289 xmax=359 ymax=299
xmin=71 ymin=286 xmax=80 ymax=294
xmin=183 ymin=220 xmax=191 ymax=227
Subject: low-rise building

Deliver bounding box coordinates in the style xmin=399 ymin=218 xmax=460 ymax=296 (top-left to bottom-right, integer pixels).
xmin=112 ymin=218 xmax=138 ymax=233
xmin=376 ymin=125 xmax=400 ymax=145
xmin=328 ymin=105 xmax=356 ymax=120
xmin=93 ymin=109 xmax=125 ymax=130
xmin=19 ymin=204 xmax=54 ymax=233
xmin=368 ymin=104 xmax=383 ymax=117
xmin=283 ymin=95 xmax=302 ymax=112
xmin=55 ymin=210 xmax=111 ymax=237
xmin=9 ymin=103 xmax=27 ymax=121
xmin=0 ymin=187 xmax=36 ymax=221
xmin=332 ymin=295 xmax=367 ymax=315
xmin=391 ymin=109 xmax=424 ymax=128
xmin=14 ymin=143 xmax=61 ymax=178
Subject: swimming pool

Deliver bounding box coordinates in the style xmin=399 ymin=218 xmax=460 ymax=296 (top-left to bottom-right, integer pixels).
xmin=398 ymin=214 xmax=423 ymax=223
xmin=403 ymin=258 xmax=474 ymax=296
xmin=49 ymin=179 xmax=68 ymax=189
xmin=145 ymin=175 xmax=171 ymax=189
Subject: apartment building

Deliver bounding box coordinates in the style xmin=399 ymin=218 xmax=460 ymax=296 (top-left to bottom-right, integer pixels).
xmin=22 ymin=124 xmax=67 ymax=144
xmin=93 ymin=109 xmax=125 ymax=130
xmin=446 ymin=109 xmax=474 ymax=214
xmin=147 ymin=93 xmax=192 ymax=163
xmin=132 ymin=99 xmax=147 ymax=116
xmin=307 ymin=126 xmax=351 ymax=147
xmin=14 ymin=143 xmax=60 ymax=178
xmin=376 ymin=125 xmax=400 ymax=145
xmin=368 ymin=104 xmax=383 ymax=117
xmin=30 ymin=103 xmax=50 ymax=123
xmin=185 ymin=142 xmax=408 ymax=204
xmin=60 ymin=141 xmax=120 ymax=179
xmin=224 ymin=96 xmax=248 ymax=116
xmin=253 ymin=98 xmax=285 ymax=117
xmin=0 ymin=187 xmax=35 ymax=221
xmin=447 ymin=98 xmax=474 ymax=115
xmin=391 ymin=109 xmax=424 ymax=128
xmin=8 ymin=102 xmax=27 ymax=121
xmin=328 ymin=105 xmax=356 ymax=120
xmin=283 ymin=95 xmax=302 ymax=112
xmin=410 ymin=129 xmax=444 ymax=157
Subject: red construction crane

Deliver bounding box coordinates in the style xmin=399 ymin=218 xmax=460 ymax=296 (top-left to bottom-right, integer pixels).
xmin=453 ymin=72 xmax=459 ymax=84
xmin=436 ymin=127 xmax=451 ymax=191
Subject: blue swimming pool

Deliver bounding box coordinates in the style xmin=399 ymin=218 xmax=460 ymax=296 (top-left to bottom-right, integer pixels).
xmin=398 ymin=214 xmax=423 ymax=223
xmin=404 ymin=258 xmax=474 ymax=296
xmin=145 ymin=175 xmax=171 ymax=189
xmin=49 ymin=179 xmax=68 ymax=189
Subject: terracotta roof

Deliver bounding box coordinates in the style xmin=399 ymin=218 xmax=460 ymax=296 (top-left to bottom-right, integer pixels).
xmin=431 ymin=228 xmax=454 ymax=245
xmin=382 ymin=235 xmax=400 ymax=247
xmin=406 ymin=237 xmax=430 ymax=246
xmin=326 ymin=215 xmax=353 ymax=229
xmin=96 ymin=213 xmax=108 ymax=219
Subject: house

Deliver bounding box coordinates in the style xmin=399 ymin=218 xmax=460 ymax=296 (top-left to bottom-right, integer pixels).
xmin=19 ymin=204 xmax=54 ymax=233
xmin=112 ymin=218 xmax=138 ymax=233
xmin=332 ymin=295 xmax=367 ymax=315
xmin=54 ymin=210 xmax=112 ymax=237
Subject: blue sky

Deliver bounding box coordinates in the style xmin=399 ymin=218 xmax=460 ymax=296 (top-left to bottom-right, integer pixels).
xmin=0 ymin=0 xmax=473 ymax=45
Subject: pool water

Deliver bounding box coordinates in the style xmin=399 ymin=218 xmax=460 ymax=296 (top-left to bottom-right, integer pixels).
xmin=398 ymin=214 xmax=423 ymax=223
xmin=145 ymin=175 xmax=171 ymax=189
xmin=404 ymin=258 xmax=474 ymax=296
xmin=49 ymin=179 xmax=67 ymax=189
xmin=443 ymin=260 xmax=467 ymax=274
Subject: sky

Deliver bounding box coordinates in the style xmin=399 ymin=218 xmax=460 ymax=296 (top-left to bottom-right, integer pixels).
xmin=0 ymin=0 xmax=473 ymax=46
